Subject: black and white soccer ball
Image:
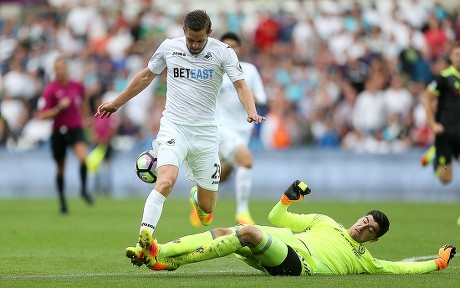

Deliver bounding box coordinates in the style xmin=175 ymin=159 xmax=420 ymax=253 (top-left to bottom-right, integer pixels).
xmin=135 ymin=150 xmax=158 ymax=183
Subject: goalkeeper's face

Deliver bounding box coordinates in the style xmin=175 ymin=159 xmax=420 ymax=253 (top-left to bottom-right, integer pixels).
xmin=348 ymin=215 xmax=380 ymax=243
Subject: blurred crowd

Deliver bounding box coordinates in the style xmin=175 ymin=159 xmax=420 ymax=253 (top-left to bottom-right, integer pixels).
xmin=1 ymin=0 xmax=460 ymax=153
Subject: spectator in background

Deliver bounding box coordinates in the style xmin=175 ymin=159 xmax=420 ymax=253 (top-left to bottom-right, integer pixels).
xmin=424 ymin=13 xmax=449 ymax=61
xmin=0 ymin=109 xmax=15 ymax=146
xmin=350 ymin=75 xmax=386 ymax=152
xmin=37 ymin=56 xmax=93 ymax=214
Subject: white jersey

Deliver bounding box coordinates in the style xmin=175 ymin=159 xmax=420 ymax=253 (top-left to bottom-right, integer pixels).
xmin=217 ymin=61 xmax=267 ymax=134
xmin=148 ymin=37 xmax=244 ymax=127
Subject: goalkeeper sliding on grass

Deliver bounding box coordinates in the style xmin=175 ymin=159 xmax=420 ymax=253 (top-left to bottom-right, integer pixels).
xmin=126 ymin=180 xmax=456 ymax=275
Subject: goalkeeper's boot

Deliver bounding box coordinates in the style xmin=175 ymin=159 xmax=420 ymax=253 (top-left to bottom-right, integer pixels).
xmin=420 ymin=145 xmax=435 ymax=167
xmin=189 ymin=186 xmax=213 ymax=226
xmin=139 ymin=229 xmax=160 ymax=269
xmin=125 ymin=243 xmax=144 ymax=267
xmin=235 ymin=211 xmax=255 ymax=225
xmin=149 ymin=257 xmax=178 ymax=271
xmin=434 ymin=244 xmax=456 ymax=270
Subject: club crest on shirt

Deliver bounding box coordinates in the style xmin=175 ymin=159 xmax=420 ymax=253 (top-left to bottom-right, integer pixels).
xmin=204 ymin=52 xmax=212 ymax=60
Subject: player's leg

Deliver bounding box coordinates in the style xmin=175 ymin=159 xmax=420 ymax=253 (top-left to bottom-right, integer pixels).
xmin=187 ymin=125 xmax=220 ymax=226
xmin=126 ymin=122 xmax=186 ymax=267
xmin=219 ymin=160 xmax=233 ymax=183
xmin=157 ymin=226 xmax=252 ymax=269
xmin=420 ymin=145 xmax=436 ymax=166
xmin=190 ymin=186 xmax=217 ymax=226
xmin=234 ymin=144 xmax=254 ymax=224
xmin=126 ymin=164 xmax=179 ymax=267
xmin=72 ymin=130 xmax=93 ymax=204
xmin=140 ymin=118 xmax=186 ymax=235
xmin=161 ymin=228 xmax=230 ymax=258
xmin=433 ymin=135 xmax=452 ymax=184
xmin=51 ymin=131 xmax=67 ymax=214
xmin=453 ymin=140 xmax=460 ymax=225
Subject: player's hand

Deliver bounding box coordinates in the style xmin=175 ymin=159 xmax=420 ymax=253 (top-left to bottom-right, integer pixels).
xmin=434 ymin=244 xmax=456 ymax=270
xmin=280 ymin=180 xmax=311 ymax=206
xmin=247 ymin=113 xmax=265 ymax=124
xmin=429 ymin=122 xmax=444 ymax=135
xmin=95 ymin=100 xmax=119 ymax=119
xmin=57 ymin=97 xmax=71 ymax=112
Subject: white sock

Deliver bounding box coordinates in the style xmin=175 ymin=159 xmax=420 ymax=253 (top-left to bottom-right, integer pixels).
xmin=235 ymin=166 xmax=252 ymax=215
xmin=140 ymin=189 xmax=166 ymax=235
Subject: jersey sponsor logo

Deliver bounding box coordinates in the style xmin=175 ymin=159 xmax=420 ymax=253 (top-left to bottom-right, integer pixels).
xmin=166 ymin=139 xmax=175 ymax=146
xmin=172 ymin=51 xmax=186 ymax=56
xmin=173 ymin=67 xmax=213 ymax=79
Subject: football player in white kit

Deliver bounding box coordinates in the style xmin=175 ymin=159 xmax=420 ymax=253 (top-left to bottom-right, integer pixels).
xmin=190 ymin=32 xmax=267 ymax=226
xmin=95 ymin=10 xmax=265 ymax=267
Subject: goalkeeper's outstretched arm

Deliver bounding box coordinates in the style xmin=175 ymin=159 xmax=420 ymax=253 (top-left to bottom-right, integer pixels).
xmin=268 ymin=180 xmax=313 ymax=232
xmin=373 ymin=244 xmax=456 ymax=274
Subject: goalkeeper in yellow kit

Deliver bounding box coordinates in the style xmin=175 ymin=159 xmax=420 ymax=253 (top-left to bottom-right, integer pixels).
xmin=126 ymin=180 xmax=456 ymax=275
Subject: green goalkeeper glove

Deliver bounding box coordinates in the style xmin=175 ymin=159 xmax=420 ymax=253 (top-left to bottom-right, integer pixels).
xmin=280 ymin=180 xmax=311 ymax=206
xmin=434 ymin=244 xmax=456 ymax=270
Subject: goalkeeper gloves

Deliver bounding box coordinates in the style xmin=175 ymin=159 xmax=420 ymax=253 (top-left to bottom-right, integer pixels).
xmin=280 ymin=180 xmax=311 ymax=206
xmin=434 ymin=244 xmax=456 ymax=270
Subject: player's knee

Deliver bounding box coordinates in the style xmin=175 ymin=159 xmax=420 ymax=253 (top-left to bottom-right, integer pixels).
xmin=237 ymin=225 xmax=263 ymax=247
xmin=235 ymin=148 xmax=253 ymax=168
xmin=439 ymin=176 xmax=452 ymax=184
xmin=211 ymin=228 xmax=233 ymax=238
xmin=155 ymin=178 xmax=175 ymax=193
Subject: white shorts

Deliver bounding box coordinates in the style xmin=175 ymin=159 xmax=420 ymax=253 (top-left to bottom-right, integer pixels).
xmin=218 ymin=125 xmax=252 ymax=166
xmin=153 ymin=116 xmax=220 ymax=191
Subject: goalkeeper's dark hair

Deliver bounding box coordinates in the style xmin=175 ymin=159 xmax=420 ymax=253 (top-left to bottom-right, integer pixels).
xmin=366 ymin=210 xmax=390 ymax=238
xmin=220 ymin=32 xmax=241 ymax=46
xmin=183 ymin=10 xmax=212 ymax=33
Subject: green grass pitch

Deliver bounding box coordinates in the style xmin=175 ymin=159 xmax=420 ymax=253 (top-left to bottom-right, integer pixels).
xmin=0 ymin=196 xmax=458 ymax=288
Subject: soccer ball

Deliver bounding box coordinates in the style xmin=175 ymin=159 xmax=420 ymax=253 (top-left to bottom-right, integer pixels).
xmin=135 ymin=150 xmax=158 ymax=183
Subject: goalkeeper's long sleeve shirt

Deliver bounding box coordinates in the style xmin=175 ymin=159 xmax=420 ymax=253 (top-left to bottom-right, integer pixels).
xmin=267 ymin=201 xmax=438 ymax=275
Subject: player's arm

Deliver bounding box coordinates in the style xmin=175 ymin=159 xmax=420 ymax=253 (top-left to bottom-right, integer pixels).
xmin=37 ymin=86 xmax=70 ymax=120
xmin=95 ymin=67 xmax=156 ymax=118
xmin=421 ymin=79 xmax=444 ymax=134
xmin=233 ymin=79 xmax=265 ymax=124
xmin=369 ymin=244 xmax=456 ymax=274
xmin=268 ymin=180 xmax=315 ymax=232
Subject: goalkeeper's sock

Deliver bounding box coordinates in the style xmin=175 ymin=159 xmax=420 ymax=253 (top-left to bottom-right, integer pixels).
xmin=139 ymin=189 xmax=165 ymax=235
xmin=250 ymin=232 xmax=285 ymax=267
xmin=159 ymin=231 xmax=215 ymax=258
xmin=172 ymin=231 xmax=244 ymax=267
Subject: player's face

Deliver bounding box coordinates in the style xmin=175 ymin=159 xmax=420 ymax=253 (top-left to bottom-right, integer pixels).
xmin=449 ymin=47 xmax=460 ymax=70
xmin=348 ymin=215 xmax=379 ymax=243
xmin=54 ymin=59 xmax=68 ymax=83
xmin=184 ymin=27 xmax=210 ymax=55
xmin=223 ymin=38 xmax=241 ymax=56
